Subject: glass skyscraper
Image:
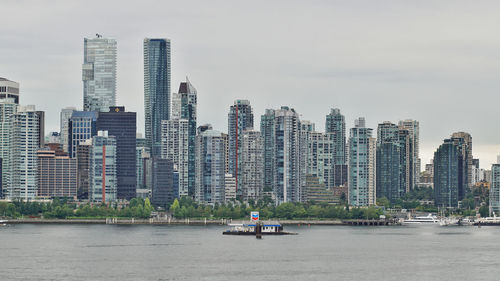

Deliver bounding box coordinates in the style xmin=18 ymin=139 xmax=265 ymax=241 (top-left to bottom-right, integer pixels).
xmin=68 ymin=111 xmax=98 ymax=158
xmin=326 ymin=108 xmax=347 ymax=187
xmin=82 ymin=35 xmax=117 ymax=112
xmin=376 ymin=122 xmax=402 ymax=203
xmin=144 ymin=38 xmax=171 ymax=157
xmin=433 ymin=138 xmax=463 ymax=208
xmin=89 ymin=131 xmax=117 ymax=202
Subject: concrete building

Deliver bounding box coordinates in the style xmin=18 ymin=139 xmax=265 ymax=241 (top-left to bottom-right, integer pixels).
xmin=227 ymin=100 xmax=254 ymax=195
xmin=136 ymin=137 xmax=150 ymax=194
xmin=89 ymin=131 xmax=117 ymax=202
xmin=0 ymin=98 xmax=17 ymax=196
xmin=97 ymin=106 xmax=136 ymax=200
xmin=304 ymin=175 xmax=338 ymax=204
xmin=0 ymin=77 xmax=19 ymax=104
xmin=68 ymin=111 xmax=98 ymax=158
xmin=60 ymin=107 xmax=76 ymax=152
xmin=195 ymin=128 xmax=225 ymax=204
xmin=144 ymin=38 xmax=171 ymax=157
xmin=37 ymin=149 xmax=77 ymax=199
xmin=9 ymin=106 xmax=44 ymax=200
xmin=161 ymin=119 xmax=189 ymax=197
xmin=347 ymin=118 xmax=376 ymax=206
xmin=239 ymin=130 xmax=264 ymax=201
xmin=83 ymin=35 xmax=117 ymax=112
xmin=261 ymin=107 xmax=304 ymax=204
xmin=306 ymin=131 xmax=334 ymax=189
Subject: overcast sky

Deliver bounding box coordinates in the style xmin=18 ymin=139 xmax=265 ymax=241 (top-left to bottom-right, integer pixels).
xmin=2 ymin=0 xmax=500 ymax=169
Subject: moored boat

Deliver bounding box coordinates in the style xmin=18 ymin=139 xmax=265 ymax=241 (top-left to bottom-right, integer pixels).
xmin=223 ymin=222 xmax=297 ymax=235
xmin=402 ymin=214 xmax=439 ymax=225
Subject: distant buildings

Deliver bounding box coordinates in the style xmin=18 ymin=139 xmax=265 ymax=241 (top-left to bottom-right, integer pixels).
xmin=347 ymin=118 xmax=376 ymax=206
xmin=195 ymin=128 xmax=225 ymax=204
xmin=60 ymin=107 xmax=76 ymax=152
xmin=398 ymin=119 xmax=420 ymax=189
xmin=88 ymin=131 xmax=117 ymax=202
xmin=144 ymin=38 xmax=171 ymax=157
xmin=83 ymin=35 xmax=117 ymax=112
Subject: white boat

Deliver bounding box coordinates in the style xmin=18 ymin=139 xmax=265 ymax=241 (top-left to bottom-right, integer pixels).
xmin=402 ymin=214 xmax=439 ymax=224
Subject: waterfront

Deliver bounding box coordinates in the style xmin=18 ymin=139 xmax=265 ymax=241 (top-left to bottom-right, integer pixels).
xmin=1 ymin=224 xmax=500 ymax=280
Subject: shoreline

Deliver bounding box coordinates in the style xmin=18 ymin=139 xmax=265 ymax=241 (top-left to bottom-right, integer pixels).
xmin=3 ymin=218 xmax=399 ymax=226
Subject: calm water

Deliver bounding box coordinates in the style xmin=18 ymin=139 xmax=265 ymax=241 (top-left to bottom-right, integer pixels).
xmin=1 ymin=223 xmax=500 ymax=280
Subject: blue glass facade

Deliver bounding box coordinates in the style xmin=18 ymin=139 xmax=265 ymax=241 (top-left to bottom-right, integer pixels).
xmin=68 ymin=111 xmax=98 ymax=158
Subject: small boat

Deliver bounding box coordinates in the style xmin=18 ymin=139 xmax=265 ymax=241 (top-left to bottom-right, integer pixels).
xmin=402 ymin=214 xmax=439 ymax=225
xmin=0 ymin=219 xmax=8 ymax=226
xmin=223 ymin=222 xmax=297 ymax=235
xmin=440 ymin=217 xmax=474 ymax=226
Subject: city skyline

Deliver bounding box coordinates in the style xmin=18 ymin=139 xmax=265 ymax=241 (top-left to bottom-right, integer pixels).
xmin=3 ymin=1 xmax=500 ymax=168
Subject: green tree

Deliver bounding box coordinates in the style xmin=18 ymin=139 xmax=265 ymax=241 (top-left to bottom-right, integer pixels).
xmin=479 ymin=205 xmax=489 ymax=217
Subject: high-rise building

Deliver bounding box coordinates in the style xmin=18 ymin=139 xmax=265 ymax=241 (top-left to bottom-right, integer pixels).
xmin=9 ymin=106 xmax=44 ymax=200
xmin=376 ymin=122 xmax=406 ymax=203
xmin=89 ymin=131 xmax=117 ymax=202
xmin=227 ymin=100 xmax=254 ymax=195
xmin=37 ymin=148 xmax=77 ymax=199
xmin=347 ymin=118 xmax=376 ymax=206
xmin=451 ymin=132 xmax=473 ymax=190
xmin=398 ymin=119 xmax=420 ymax=189
xmin=489 ymin=158 xmax=500 ymax=216
xmin=60 ymin=107 xmax=76 ymax=152
xmin=150 ymin=157 xmax=175 ymax=207
xmin=0 ymin=98 xmax=17 ymax=196
xmin=195 ymin=128 xmax=225 ymax=204
xmin=0 ymin=77 xmax=19 ymax=104
xmin=306 ymin=131 xmax=335 ymax=189
xmin=136 ymin=137 xmax=149 ymax=192
xmin=76 ymin=140 xmax=91 ymax=199
xmin=433 ymin=138 xmax=465 ymax=208
xmin=239 ymin=130 xmax=264 ymax=201
xmin=161 ymin=119 xmax=189 ymax=197
xmin=68 ymin=111 xmax=98 ymax=158
xmin=171 ymin=79 xmax=197 ymax=195
xmin=326 ymin=108 xmax=347 ymax=187
xmin=260 ymin=107 xmax=303 ymax=204
xmin=82 ymin=35 xmax=117 ymax=112
xmin=97 ymin=106 xmax=136 ymax=200
xmin=144 ymin=38 xmax=171 ymax=157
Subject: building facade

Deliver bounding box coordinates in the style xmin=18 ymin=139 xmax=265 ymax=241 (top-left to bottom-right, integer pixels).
xmin=9 ymin=106 xmax=44 ymax=200
xmin=0 ymin=98 xmax=17 ymax=196
xmin=150 ymin=157 xmax=175 ymax=207
xmin=60 ymin=107 xmax=76 ymax=152
xmin=489 ymin=159 xmax=500 ymax=216
xmin=144 ymin=38 xmax=171 ymax=157
xmin=347 ymin=118 xmax=376 ymax=206
xmin=239 ymin=130 xmax=264 ymax=201
xmin=83 ymin=35 xmax=117 ymax=112
xmin=68 ymin=111 xmax=98 ymax=158
xmin=76 ymin=140 xmax=91 ymax=199
xmin=260 ymin=107 xmax=303 ymax=204
xmin=161 ymin=119 xmax=189 ymax=197
xmin=376 ymin=122 xmax=404 ymax=203
xmin=433 ymin=138 xmax=464 ymax=208
xmin=398 ymin=119 xmax=420 ymax=189
xmin=96 ymin=106 xmax=137 ymax=200
xmin=89 ymin=131 xmax=117 ymax=202
xmin=195 ymin=129 xmax=226 ymax=204
xmin=37 ymin=149 xmax=77 ymax=199
xmin=326 ymin=108 xmax=347 ymax=186
xmin=0 ymin=77 xmax=19 ymax=104
xmin=227 ymin=100 xmax=254 ymax=195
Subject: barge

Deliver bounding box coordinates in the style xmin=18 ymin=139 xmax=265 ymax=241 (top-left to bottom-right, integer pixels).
xmin=223 ymin=222 xmax=297 ymax=235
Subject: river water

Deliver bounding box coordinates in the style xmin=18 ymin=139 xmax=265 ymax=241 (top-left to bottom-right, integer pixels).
xmin=1 ymin=223 xmax=500 ymax=280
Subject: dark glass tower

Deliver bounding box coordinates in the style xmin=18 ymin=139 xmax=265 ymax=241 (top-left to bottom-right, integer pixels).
xmin=144 ymin=38 xmax=170 ymax=157
xmin=433 ymin=138 xmax=464 ymax=207
xmin=97 ymin=106 xmax=137 ymax=200
xmin=376 ymin=122 xmax=401 ymax=203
